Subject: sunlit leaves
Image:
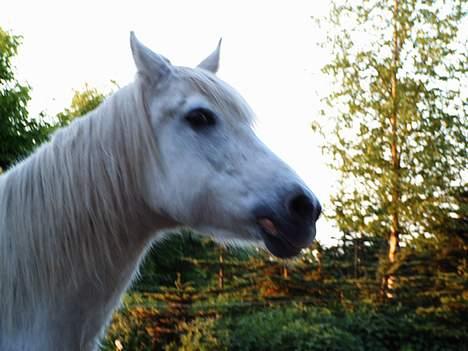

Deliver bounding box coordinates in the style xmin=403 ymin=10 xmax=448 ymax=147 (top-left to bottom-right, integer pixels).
xmin=56 ymin=84 xmax=107 ymax=127
xmin=317 ymin=0 xmax=466 ymax=242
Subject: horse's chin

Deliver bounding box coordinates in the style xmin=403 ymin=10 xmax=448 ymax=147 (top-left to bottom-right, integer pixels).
xmin=260 ymin=231 xmax=302 ymax=259
xmin=194 ymin=225 xmax=303 ymax=259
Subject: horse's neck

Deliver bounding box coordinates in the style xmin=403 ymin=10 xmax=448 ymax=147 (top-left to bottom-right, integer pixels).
xmin=0 ymin=84 xmax=174 ymax=350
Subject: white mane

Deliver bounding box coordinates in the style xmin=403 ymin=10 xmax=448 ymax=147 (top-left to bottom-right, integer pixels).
xmin=0 ymin=81 xmax=162 ymax=348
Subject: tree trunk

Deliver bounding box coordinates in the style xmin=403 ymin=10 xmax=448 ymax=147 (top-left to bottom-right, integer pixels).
xmin=354 ymin=239 xmax=359 ymax=279
xmin=389 ymin=0 xmax=401 ymax=265
xmin=282 ymin=265 xmax=289 ymax=279
xmin=384 ymin=0 xmax=401 ymax=298
xmin=218 ymin=248 xmax=224 ymax=289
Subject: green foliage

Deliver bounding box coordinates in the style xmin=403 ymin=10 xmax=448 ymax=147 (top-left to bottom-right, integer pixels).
xmin=134 ymin=230 xmax=258 ymax=292
xmin=216 ymin=307 xmax=361 ymax=351
xmin=0 ymin=27 xmax=52 ymax=170
xmin=102 ymin=297 xmax=468 ymax=351
xmin=317 ymin=0 xmax=467 ymax=242
xmin=210 ymin=305 xmax=468 ymax=351
xmin=56 ymin=84 xmax=107 ymax=126
xmin=100 ymin=227 xmax=466 ymax=350
xmin=134 ymin=230 xmax=220 ymax=290
xmin=166 ymin=318 xmax=226 ymax=351
xmin=101 ymin=304 xmax=158 ymax=350
xmin=0 ymin=27 xmax=108 ymax=171
xmin=392 ymin=186 xmax=467 ymax=327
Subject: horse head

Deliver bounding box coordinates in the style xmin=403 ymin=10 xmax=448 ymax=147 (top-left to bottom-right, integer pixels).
xmin=131 ymin=33 xmax=321 ymax=258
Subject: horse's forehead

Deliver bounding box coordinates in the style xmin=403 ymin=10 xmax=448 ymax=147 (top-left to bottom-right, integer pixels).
xmin=175 ymin=68 xmax=254 ymax=126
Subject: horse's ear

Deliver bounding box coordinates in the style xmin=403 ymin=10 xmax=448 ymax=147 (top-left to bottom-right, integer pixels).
xmin=130 ymin=31 xmax=173 ymax=82
xmin=197 ymin=38 xmax=222 ymax=74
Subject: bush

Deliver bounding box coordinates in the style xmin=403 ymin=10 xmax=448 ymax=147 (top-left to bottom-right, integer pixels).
xmin=165 ymin=318 xmax=227 ymax=351
xmin=100 ymin=296 xmax=467 ymax=350
xmin=215 ymin=307 xmax=363 ymax=351
xmin=100 ymin=306 xmax=158 ymax=351
xmin=210 ymin=305 xmax=468 ymax=351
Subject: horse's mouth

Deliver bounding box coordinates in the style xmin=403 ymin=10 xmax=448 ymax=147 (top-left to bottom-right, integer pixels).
xmin=257 ymin=218 xmax=303 ymax=258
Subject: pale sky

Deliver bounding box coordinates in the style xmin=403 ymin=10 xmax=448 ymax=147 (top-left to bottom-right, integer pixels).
xmin=1 ymin=0 xmax=339 ymax=245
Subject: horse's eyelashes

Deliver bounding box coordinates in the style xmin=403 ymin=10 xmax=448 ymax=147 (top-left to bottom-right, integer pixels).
xmin=184 ymin=108 xmax=216 ymax=130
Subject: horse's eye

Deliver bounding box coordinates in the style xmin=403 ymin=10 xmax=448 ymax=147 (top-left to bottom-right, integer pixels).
xmin=184 ymin=108 xmax=216 ymax=129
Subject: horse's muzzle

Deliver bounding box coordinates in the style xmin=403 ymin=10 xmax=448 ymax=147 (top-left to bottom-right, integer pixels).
xmin=255 ymin=189 xmax=321 ymax=258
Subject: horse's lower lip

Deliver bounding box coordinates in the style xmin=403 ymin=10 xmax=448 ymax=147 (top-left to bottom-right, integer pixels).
xmin=261 ymin=230 xmax=302 ymax=258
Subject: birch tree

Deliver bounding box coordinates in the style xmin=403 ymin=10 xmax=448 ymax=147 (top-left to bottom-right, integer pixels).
xmin=318 ymin=0 xmax=467 ymax=292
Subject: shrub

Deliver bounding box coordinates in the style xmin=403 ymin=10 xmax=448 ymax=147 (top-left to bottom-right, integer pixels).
xmin=215 ymin=307 xmax=363 ymax=351
xmin=165 ymin=317 xmax=227 ymax=351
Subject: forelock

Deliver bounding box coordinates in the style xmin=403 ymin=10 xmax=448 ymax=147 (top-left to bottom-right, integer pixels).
xmin=176 ymin=67 xmax=254 ymax=126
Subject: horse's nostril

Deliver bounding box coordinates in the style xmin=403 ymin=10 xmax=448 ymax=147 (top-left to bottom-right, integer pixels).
xmin=287 ymin=193 xmax=317 ymax=221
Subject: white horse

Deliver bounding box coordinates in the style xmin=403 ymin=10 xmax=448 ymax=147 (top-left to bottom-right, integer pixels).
xmin=0 ymin=33 xmax=321 ymax=351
